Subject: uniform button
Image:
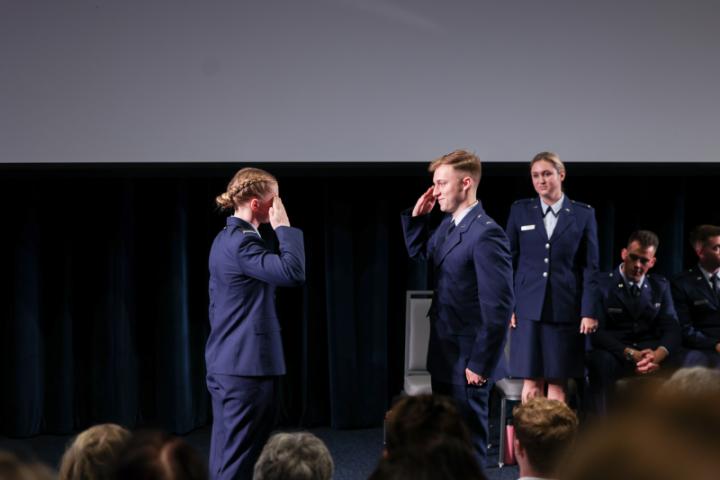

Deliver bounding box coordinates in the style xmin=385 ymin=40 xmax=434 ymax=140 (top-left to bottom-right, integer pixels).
xmin=542 ymin=272 xmax=548 ymax=278
xmin=545 ymin=243 xmax=550 ymax=249
xmin=544 ymin=258 xmax=549 ymax=263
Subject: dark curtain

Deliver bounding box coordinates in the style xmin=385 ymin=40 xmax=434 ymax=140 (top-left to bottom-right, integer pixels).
xmin=1 ymin=162 xmax=720 ymax=437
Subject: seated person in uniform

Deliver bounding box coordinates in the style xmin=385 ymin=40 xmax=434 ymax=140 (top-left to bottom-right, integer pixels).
xmin=671 ymin=224 xmax=720 ymax=368
xmin=513 ymin=397 xmax=578 ymax=480
xmin=588 ymin=230 xmax=681 ymax=411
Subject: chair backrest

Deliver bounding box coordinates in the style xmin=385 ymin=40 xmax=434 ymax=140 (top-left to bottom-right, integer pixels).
xmin=404 ymin=290 xmax=433 ymax=375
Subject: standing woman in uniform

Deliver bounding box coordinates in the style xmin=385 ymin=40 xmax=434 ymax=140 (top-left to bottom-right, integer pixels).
xmin=506 ymin=152 xmax=599 ymax=403
xmin=206 ymin=168 xmax=305 ymax=480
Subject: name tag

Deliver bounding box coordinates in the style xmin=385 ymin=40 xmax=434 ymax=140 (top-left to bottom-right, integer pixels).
xmin=521 ymin=224 xmax=536 ymax=231
xmin=693 ymin=299 xmax=710 ymax=306
xmin=607 ymin=307 xmax=623 ymax=314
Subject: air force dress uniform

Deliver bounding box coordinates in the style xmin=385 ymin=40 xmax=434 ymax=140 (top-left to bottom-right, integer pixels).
xmin=401 ymin=202 xmax=514 ymax=464
xmin=671 ymin=266 xmax=720 ymax=368
xmin=206 ymin=217 xmax=305 ymax=480
xmin=588 ymin=268 xmax=681 ymax=409
xmin=506 ymin=196 xmax=599 ymax=379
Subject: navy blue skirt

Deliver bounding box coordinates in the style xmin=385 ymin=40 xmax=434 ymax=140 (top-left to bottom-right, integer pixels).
xmin=508 ymin=318 xmax=585 ymax=379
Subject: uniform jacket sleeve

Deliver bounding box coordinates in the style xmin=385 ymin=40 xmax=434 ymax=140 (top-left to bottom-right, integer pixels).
xmin=671 ymin=276 xmax=720 ymax=349
xmin=466 ymin=225 xmax=515 ymax=377
xmin=505 ymin=203 xmax=520 ymax=273
xmin=580 ymin=209 xmax=600 ymax=319
xmin=656 ymin=280 xmax=682 ymax=354
xmin=237 ymin=226 xmax=306 ymax=287
xmin=591 ymin=274 xmax=627 ymax=359
xmin=400 ymin=208 xmax=436 ymax=261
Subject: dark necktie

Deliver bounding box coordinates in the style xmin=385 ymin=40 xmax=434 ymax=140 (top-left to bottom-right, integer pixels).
xmin=629 ymin=283 xmax=641 ymax=298
xmin=711 ymin=275 xmax=720 ymax=297
xmin=543 ymin=207 xmax=558 ymax=218
xmin=446 ymin=222 xmax=456 ymax=238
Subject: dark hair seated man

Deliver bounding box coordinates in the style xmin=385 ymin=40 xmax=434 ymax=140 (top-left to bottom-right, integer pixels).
xmin=588 ymin=230 xmax=682 ymax=412
xmin=671 ymin=224 xmax=720 ymax=368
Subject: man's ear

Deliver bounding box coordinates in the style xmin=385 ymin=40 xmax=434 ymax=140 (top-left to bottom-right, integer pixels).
xmin=462 ymin=176 xmax=473 ymax=191
xmin=514 ymin=437 xmax=525 ymax=459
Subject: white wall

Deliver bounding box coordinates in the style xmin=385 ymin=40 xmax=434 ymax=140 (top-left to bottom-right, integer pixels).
xmin=1 ymin=0 xmax=719 ymax=163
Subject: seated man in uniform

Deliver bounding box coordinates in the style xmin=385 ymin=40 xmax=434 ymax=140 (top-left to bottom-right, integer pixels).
xmin=671 ymin=224 xmax=720 ymax=368
xmin=588 ymin=230 xmax=681 ymax=412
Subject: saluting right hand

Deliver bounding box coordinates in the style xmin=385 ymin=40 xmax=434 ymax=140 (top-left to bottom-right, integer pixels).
xmin=510 ymin=313 xmax=517 ymax=329
xmin=269 ymin=196 xmax=290 ymax=229
xmin=412 ymin=186 xmax=436 ymax=217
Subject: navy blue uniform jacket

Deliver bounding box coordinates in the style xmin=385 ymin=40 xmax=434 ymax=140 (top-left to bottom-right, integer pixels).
xmin=206 ymin=217 xmax=305 ymax=376
xmin=671 ymin=268 xmax=720 ymax=350
xmin=401 ymin=203 xmax=514 ymax=384
xmin=506 ymin=197 xmax=599 ymax=323
xmin=592 ymin=270 xmax=681 ymax=361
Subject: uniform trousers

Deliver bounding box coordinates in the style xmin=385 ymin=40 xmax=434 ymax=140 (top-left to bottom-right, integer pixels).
xmin=206 ymin=374 xmax=278 ymax=480
xmin=681 ymin=349 xmax=720 ymax=368
xmin=431 ymin=379 xmax=491 ymax=467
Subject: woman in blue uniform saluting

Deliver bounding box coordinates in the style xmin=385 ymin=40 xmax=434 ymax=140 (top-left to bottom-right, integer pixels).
xmin=506 ymin=152 xmax=599 ymax=403
xmin=206 ymin=167 xmax=306 ymax=479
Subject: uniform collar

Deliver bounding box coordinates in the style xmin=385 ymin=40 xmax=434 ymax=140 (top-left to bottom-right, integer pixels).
xmin=619 ymin=264 xmax=645 ymax=288
xmin=227 ymin=216 xmax=261 ymax=236
xmin=697 ymin=264 xmax=719 ymax=283
xmin=539 ymin=194 xmax=565 ymax=215
xmin=452 ymin=200 xmax=479 ymax=226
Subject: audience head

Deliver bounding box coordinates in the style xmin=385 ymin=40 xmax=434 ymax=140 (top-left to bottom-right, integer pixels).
xmin=369 ymin=437 xmax=486 ymax=480
xmin=113 ymin=430 xmax=207 ymax=480
xmin=560 ymin=386 xmax=720 ymax=480
xmin=621 ymin=230 xmax=659 ymax=282
xmin=0 ymin=451 xmax=54 ymax=480
xmin=689 ymin=224 xmax=720 ymax=270
xmin=512 ymin=397 xmax=578 ymax=478
xmin=59 ymin=423 xmax=130 ymax=480
xmin=662 ymin=366 xmax=720 ymax=396
xmin=253 ymin=432 xmax=333 ymax=480
xmin=384 ymin=394 xmax=472 ymax=456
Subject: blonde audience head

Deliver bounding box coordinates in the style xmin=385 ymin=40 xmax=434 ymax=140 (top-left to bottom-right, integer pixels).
xmin=0 ymin=451 xmax=55 ymax=480
xmin=59 ymin=423 xmax=130 ymax=480
xmin=513 ymin=397 xmax=578 ymax=478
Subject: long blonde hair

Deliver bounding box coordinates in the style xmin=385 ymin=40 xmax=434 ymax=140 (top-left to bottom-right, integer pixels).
xmin=216 ymin=167 xmax=277 ymax=210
